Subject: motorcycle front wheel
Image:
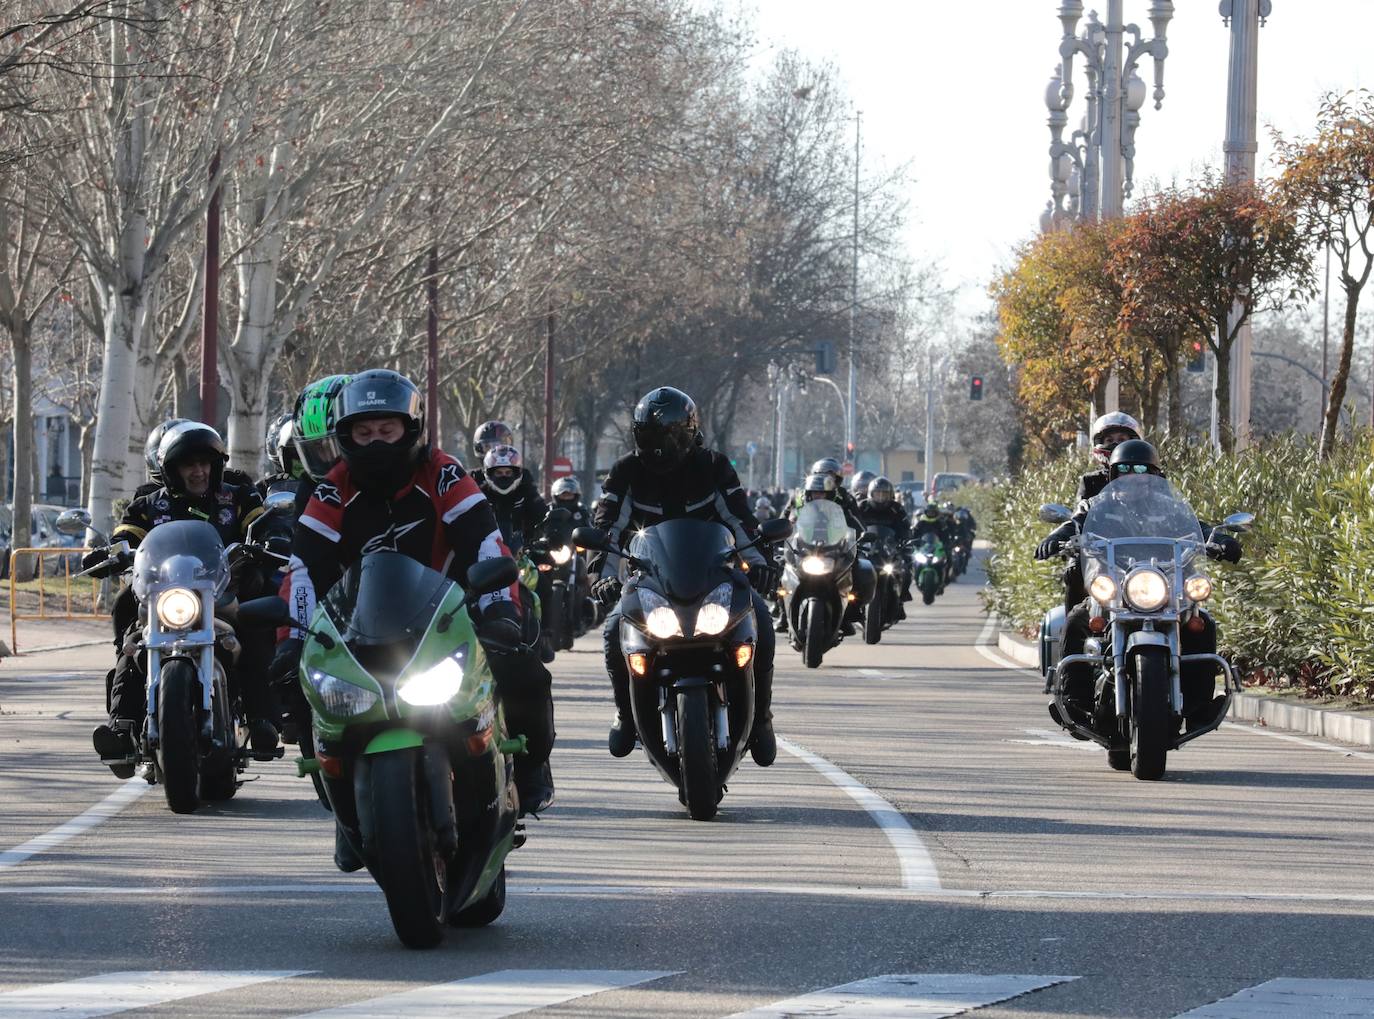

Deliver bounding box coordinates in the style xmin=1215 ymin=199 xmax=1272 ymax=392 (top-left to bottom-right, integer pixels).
xmin=803 ymin=597 xmax=827 ymax=668
xmin=1130 ymin=649 xmax=1171 ymax=781
xmin=370 ymin=748 xmax=446 ymax=948
xmin=157 ymin=660 xmax=202 ymax=815
xmin=676 ymin=687 xmax=719 ymax=821
xmin=863 ymin=587 xmax=883 ymax=645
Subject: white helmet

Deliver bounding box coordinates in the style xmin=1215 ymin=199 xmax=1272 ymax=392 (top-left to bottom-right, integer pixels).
xmin=482 ymin=445 xmax=522 ymax=495
xmin=1090 ymin=412 xmax=1141 ymax=466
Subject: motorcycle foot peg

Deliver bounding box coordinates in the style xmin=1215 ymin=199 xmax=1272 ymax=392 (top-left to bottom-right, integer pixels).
xmin=497 ymin=735 xmax=529 ymax=756
xmin=513 ymin=822 xmax=527 ymax=849
xmin=296 ymin=756 xmax=322 ymax=777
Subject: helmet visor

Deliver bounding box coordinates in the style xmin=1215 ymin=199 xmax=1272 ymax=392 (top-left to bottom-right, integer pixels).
xmin=295 ymin=434 xmax=341 ymax=481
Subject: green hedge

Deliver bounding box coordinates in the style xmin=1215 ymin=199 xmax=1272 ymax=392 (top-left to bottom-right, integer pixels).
xmin=980 ymin=434 xmax=1374 ymax=702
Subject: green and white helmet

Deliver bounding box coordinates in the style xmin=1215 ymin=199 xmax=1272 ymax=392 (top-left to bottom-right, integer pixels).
xmin=292 ymin=373 xmax=351 ymax=481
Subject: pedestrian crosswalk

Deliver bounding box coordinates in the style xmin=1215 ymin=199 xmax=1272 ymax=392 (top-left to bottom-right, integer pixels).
xmin=3 ymin=970 xmax=1373 ymax=1018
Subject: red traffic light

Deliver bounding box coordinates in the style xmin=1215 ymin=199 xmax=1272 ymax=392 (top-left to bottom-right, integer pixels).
xmin=969 ymin=375 xmax=984 ymax=400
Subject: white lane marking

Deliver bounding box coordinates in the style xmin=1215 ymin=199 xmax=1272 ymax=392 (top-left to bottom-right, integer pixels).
xmin=1006 ymin=728 xmax=1098 ymax=752
xmin=1220 ymin=722 xmax=1374 ymax=762
xmin=859 ymin=668 xmax=887 ymax=679
xmin=7 ymin=881 xmax=1374 ymax=905
xmin=725 ymin=973 xmax=1077 ymax=1018
xmin=778 ymin=737 xmax=941 ymax=891
xmin=973 ymin=613 xmax=1016 ymax=668
xmin=0 ymin=970 xmax=307 ymax=1019
xmin=294 ymin=969 xmax=676 ymax=1018
xmin=0 ymin=778 xmax=150 ymax=872
xmin=974 ymin=610 xmax=1374 ymax=763
xmin=1172 ymin=978 xmax=1374 ymax=1018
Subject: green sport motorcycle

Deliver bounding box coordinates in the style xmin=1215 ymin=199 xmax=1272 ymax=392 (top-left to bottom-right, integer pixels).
xmin=240 ymin=553 xmax=524 ymax=949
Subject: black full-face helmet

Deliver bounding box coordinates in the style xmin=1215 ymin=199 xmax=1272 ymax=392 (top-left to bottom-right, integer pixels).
xmin=473 ymin=421 xmax=514 ymax=459
xmin=632 ymin=387 xmax=700 ymax=475
xmin=334 ymin=369 xmax=427 ymax=493
xmin=867 ymin=476 xmax=895 ymax=506
xmin=265 ymin=413 xmax=300 ymax=477
xmin=157 ymin=422 xmax=228 ymax=496
xmin=1108 ymin=438 xmax=1163 ymax=478
xmin=145 ymin=418 xmax=188 ymax=483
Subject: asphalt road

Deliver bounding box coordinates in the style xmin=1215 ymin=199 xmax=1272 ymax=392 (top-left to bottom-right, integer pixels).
xmin=2 ymin=556 xmax=1373 ymax=1018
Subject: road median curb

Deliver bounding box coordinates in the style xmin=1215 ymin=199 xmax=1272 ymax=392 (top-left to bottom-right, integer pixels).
xmin=990 ymin=617 xmax=1374 ymax=751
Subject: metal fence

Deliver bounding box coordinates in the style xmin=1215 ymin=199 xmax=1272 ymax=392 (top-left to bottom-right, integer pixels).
xmin=8 ymin=547 xmax=104 ymax=653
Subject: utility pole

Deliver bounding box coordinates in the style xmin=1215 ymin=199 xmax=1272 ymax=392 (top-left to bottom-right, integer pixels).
xmin=426 ymin=244 xmax=439 ymax=443
xmin=847 ymin=111 xmax=860 ymax=466
xmin=1218 ymin=0 xmax=1268 ymax=451
xmin=542 ymin=306 xmax=555 ymax=499
xmin=923 ymin=350 xmax=936 ymax=499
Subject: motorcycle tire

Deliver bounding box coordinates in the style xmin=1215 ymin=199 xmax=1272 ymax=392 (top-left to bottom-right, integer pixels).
xmin=545 ymin=582 xmax=565 ymax=653
xmin=863 ymin=601 xmax=883 ymax=645
xmin=1130 ymin=649 xmax=1171 ymax=781
xmin=1106 ymin=748 xmax=1131 ymax=771
xmin=157 ymin=660 xmax=202 ymax=815
xmin=677 ymin=686 xmax=720 ymax=821
xmin=198 ymin=673 xmax=238 ymax=802
xmin=803 ymin=598 xmax=827 ymax=669
xmin=447 ymin=865 xmax=506 ymax=928
xmin=370 ymin=748 xmax=446 ymax=948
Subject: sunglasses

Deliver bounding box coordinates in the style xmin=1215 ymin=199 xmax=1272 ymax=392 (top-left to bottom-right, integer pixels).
xmin=1113 ymin=463 xmax=1152 ymax=475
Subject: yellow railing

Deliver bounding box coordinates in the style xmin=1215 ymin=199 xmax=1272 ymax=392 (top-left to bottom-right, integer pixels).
xmin=8 ymin=547 xmax=104 ymax=653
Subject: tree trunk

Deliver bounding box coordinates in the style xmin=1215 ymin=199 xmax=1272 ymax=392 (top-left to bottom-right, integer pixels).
xmin=11 ymin=319 xmax=33 ymax=550
xmin=1319 ymin=279 xmax=1360 ymax=460
xmin=88 ymin=278 xmax=145 ymax=533
xmin=1165 ymin=347 xmax=1184 ymax=438
xmin=1214 ymin=318 xmax=1234 ymax=455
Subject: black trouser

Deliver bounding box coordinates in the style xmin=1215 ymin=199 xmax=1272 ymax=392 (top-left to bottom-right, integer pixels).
xmin=487 ymin=645 xmax=555 ymax=770
xmin=1062 ymin=561 xmax=1087 ymax=614
xmin=602 ymin=589 xmax=775 ymax=728
xmin=1059 ymin=602 xmax=1219 ymax=720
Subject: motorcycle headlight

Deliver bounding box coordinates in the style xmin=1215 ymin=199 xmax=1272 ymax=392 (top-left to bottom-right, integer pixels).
xmin=638 ymin=588 xmax=683 ymax=639
xmin=550 ymin=545 xmax=572 ymax=565
xmin=881 ymin=563 xmax=895 ymax=575
xmin=801 ymin=555 xmax=833 ymax=576
xmin=1124 ymin=568 xmax=1170 ymax=612
xmin=913 ymin=553 xmax=930 ymax=565
xmin=1089 ymin=574 xmax=1118 ymax=605
xmin=155 ymin=588 xmax=201 ymax=629
xmin=398 ymin=653 xmax=466 ymax=706
xmin=1184 ymin=574 xmax=1213 ymax=602
xmin=694 ymin=582 xmax=733 ymax=636
xmin=307 ymin=669 xmax=379 ymax=717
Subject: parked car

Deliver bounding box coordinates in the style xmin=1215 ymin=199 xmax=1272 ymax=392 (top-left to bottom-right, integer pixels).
xmin=1 ymin=503 xmax=82 ymax=581
xmin=929 ymin=472 xmax=979 ymax=499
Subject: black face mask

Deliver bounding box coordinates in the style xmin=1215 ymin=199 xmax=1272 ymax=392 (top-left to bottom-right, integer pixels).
xmin=345 ymin=437 xmax=420 ymax=494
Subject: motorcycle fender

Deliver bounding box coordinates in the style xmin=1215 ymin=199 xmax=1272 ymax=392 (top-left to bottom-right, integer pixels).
xmin=852 ymin=559 xmax=876 ymax=603
xmin=1123 ymin=631 xmax=1169 ymax=654
xmin=362 ymin=728 xmax=426 ymax=755
xmin=672 ymin=676 xmax=712 ymax=690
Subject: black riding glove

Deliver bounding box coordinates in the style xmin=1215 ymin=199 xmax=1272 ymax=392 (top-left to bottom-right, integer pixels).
xmin=478 ymin=599 xmax=523 ymax=649
xmin=592 ymin=577 xmax=622 ymax=607
xmin=1035 ymin=522 xmax=1076 ymax=561
xmin=1209 ymin=535 xmax=1242 ymax=563
xmin=269 ymin=637 xmax=303 ymax=688
xmin=748 ymin=563 xmax=774 ymax=595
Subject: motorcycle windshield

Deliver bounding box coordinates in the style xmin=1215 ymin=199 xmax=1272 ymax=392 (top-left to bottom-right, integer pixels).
xmin=1082 ymin=474 xmax=1203 ymax=570
xmin=131 ymin=520 xmax=227 ymax=601
xmin=324 ymin=552 xmax=453 ymax=648
xmin=792 ymin=501 xmax=853 ymax=550
xmin=628 ymin=518 xmax=734 ymax=602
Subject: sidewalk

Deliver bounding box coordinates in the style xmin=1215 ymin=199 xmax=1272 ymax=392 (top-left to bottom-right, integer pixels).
xmin=993 ymin=622 xmax=1374 ymax=753
xmin=0 ymin=614 xmax=110 ymax=656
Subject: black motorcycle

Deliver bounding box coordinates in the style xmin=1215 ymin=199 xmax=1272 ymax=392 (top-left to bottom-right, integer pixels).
xmin=529 ymin=508 xmax=583 ymax=652
xmin=575 ymin=517 xmax=791 ymax=820
xmin=779 ymin=501 xmax=874 ymax=667
xmin=859 ymin=525 xmax=909 ymax=644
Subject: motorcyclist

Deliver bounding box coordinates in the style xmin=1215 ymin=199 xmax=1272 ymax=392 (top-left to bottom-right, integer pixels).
xmin=912 ymin=501 xmax=953 ymax=591
xmin=90 ymin=422 xmax=274 ymax=772
xmin=551 ymin=476 xmax=590 ymax=531
xmin=788 ymin=471 xmax=865 ymax=533
xmin=1077 ymin=412 xmax=1143 ymax=505
xmin=470 ymin=420 xmax=516 ymax=479
xmin=284 ymin=370 xmax=555 ymax=833
xmin=858 ymin=476 xmax=912 ymax=612
xmin=1036 ymin=440 xmax=1241 ymax=731
xmin=810 ymin=457 xmax=862 ymax=520
xmin=591 ymin=386 xmax=779 ymax=766
xmin=257 ymin=413 xmax=307 ymax=501
xmin=479 ymin=444 xmax=558 ymax=664
xmin=849 ymin=469 xmax=877 ymax=498
xmin=754 ymin=496 xmax=777 ymax=522
xmin=132 ymin=417 xmax=256 ymax=501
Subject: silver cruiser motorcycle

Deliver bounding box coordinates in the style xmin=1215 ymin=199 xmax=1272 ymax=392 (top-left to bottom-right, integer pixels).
xmin=1037 ymin=474 xmax=1252 ymax=780
xmin=70 ymin=504 xmax=288 ymax=813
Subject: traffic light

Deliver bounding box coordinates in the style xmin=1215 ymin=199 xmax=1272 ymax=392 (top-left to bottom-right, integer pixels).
xmin=815 ymin=341 xmax=836 ymax=375
xmin=1186 ymin=339 xmax=1206 ymax=373
xmin=969 ymin=374 xmax=984 ymax=400
xmin=845 ymin=441 xmax=855 ymax=460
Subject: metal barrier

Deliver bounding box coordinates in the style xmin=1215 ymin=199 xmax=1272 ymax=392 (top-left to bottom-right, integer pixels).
xmin=8 ymin=547 xmax=104 ymax=653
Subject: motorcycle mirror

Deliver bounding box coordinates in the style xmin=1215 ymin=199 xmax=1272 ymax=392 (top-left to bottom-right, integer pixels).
xmin=1038 ymin=503 xmax=1072 ymax=525
xmin=466 ymin=557 xmax=519 ymax=596
xmin=1220 ymin=511 xmax=1255 ymax=533
xmin=758 ymin=517 xmax=793 ymax=543
xmin=572 ymin=526 xmax=610 ymax=552
xmin=263 ymin=490 xmax=297 ymax=512
xmin=55 ymin=508 xmax=92 ymax=537
xmin=236 ymin=595 xmax=291 ymax=628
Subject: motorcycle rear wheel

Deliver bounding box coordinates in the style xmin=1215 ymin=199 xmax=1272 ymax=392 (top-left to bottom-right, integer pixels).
xmin=370 ymin=748 xmax=446 ymax=948
xmin=1130 ymin=649 xmax=1171 ymax=781
xmin=157 ymin=661 xmax=201 ymax=815
xmin=803 ymin=598 xmax=827 ymax=668
xmin=677 ymin=687 xmax=719 ymax=821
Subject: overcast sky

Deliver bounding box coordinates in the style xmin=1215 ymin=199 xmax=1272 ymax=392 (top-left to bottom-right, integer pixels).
xmin=728 ymin=0 xmax=1374 ymax=320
